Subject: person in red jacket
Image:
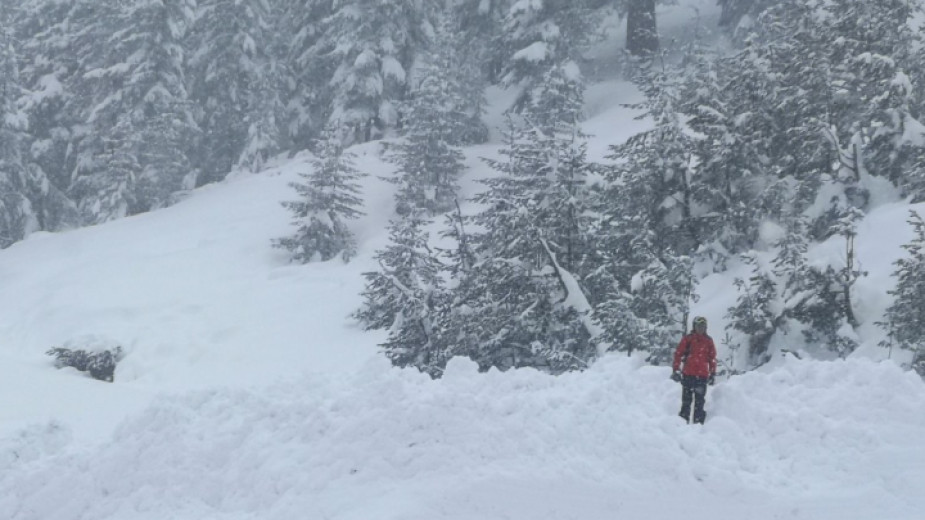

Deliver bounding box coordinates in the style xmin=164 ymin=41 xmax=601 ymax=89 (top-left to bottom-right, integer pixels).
xmin=671 ymin=316 xmax=717 ymax=424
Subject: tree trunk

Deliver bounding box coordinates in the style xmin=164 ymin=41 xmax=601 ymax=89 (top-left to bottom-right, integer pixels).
xmin=627 ymin=0 xmax=659 ymax=57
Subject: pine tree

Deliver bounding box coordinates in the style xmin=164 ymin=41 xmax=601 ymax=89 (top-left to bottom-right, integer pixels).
xmin=600 ymin=54 xmax=699 ymax=261
xmin=75 ymin=115 xmax=143 ymax=223
xmin=725 ymin=253 xmax=779 ymax=367
xmin=626 ymin=0 xmax=658 ymax=57
xmin=772 ymin=218 xmax=813 ymax=315
xmin=454 ymin=114 xmax=598 ymax=373
xmin=312 ymin=0 xmax=437 ymax=143
xmin=426 ymin=16 xmax=489 ymax=146
xmin=354 ymin=215 xmax=450 ymax=377
xmin=387 ymin=19 xmax=474 ymax=217
xmin=10 ymin=0 xmax=83 ymax=231
xmin=448 ymin=0 xmax=509 ymax=83
xmin=187 ymin=0 xmax=286 ymax=184
xmin=590 ymin=53 xmax=701 ymax=361
xmin=879 ymin=210 xmax=925 ymax=376
xmin=0 ymin=20 xmax=32 ymax=246
xmin=708 ymin=0 xmax=925 ymax=234
xmin=275 ymin=126 xmax=366 ymax=263
xmin=279 ymin=0 xmax=335 ymax=150
xmin=70 ymin=0 xmax=199 ymax=223
xmin=497 ymin=0 xmax=593 ymax=113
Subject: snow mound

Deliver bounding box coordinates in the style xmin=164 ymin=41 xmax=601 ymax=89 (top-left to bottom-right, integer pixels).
xmin=2 ymin=355 xmax=923 ymax=520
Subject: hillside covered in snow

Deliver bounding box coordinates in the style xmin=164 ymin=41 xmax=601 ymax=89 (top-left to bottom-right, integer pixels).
xmin=2 ymin=0 xmax=925 ymax=518
xmin=0 ymin=80 xmax=922 ymax=519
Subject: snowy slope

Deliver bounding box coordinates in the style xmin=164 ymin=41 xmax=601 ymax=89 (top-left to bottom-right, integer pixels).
xmin=2 ymin=1 xmax=925 ymax=516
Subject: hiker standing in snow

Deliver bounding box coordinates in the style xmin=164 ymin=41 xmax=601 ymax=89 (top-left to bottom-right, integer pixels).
xmin=671 ymin=316 xmax=717 ymax=424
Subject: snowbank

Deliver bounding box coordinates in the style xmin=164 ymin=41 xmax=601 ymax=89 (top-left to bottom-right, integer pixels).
xmin=2 ymin=355 xmax=922 ymax=520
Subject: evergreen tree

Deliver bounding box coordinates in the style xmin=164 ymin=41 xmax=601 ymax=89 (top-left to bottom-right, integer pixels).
xmin=879 ymin=211 xmax=925 ymax=376
xmin=725 ymin=253 xmax=779 ymax=367
xmin=10 ymin=0 xmax=83 ymax=231
xmin=70 ymin=0 xmax=200 ymax=223
xmin=387 ymin=19 xmax=477 ymax=217
xmin=312 ymin=0 xmax=437 ymax=144
xmin=0 ymin=20 xmax=32 ymax=246
xmin=187 ymin=0 xmax=287 ymax=184
xmin=448 ymin=0 xmax=510 ymax=84
xmin=591 ymin=53 xmax=701 ymax=361
xmin=772 ymin=218 xmax=813 ymax=314
xmin=497 ymin=0 xmax=594 ymax=113
xmin=705 ymin=0 xmax=925 ymax=236
xmin=275 ymin=126 xmax=366 ymax=262
xmin=626 ymin=0 xmax=658 ymax=57
xmin=600 ymin=54 xmax=699 ymax=261
xmin=454 ymin=115 xmax=598 ymax=373
xmin=354 ymin=215 xmax=450 ymax=377
xmin=426 ymin=16 xmax=489 ymax=146
xmin=526 ymin=62 xmax=585 ymax=134
xmin=76 ymin=115 xmax=144 ymax=224
xmin=278 ymin=0 xmax=333 ymax=149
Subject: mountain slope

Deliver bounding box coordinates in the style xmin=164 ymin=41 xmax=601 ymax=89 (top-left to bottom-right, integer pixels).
xmin=2 ymin=8 xmax=925 ymax=515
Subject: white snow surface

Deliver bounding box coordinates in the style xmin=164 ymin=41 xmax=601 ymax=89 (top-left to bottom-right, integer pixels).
xmin=3 ymin=5 xmax=925 ymax=515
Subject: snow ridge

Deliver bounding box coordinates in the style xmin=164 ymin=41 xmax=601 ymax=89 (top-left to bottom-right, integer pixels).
xmin=3 ymin=356 xmax=923 ymax=520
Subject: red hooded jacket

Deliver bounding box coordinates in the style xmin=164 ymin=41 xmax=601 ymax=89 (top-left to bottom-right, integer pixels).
xmin=672 ymin=332 xmax=717 ymax=378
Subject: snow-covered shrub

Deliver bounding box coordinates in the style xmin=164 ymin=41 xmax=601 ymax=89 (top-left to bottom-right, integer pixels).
xmin=46 ymin=336 xmax=125 ymax=382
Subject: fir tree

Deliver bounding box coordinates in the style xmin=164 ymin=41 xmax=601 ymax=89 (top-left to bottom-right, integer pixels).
xmin=725 ymin=253 xmax=779 ymax=367
xmin=312 ymin=0 xmax=437 ymax=143
xmin=0 ymin=20 xmax=32 ymax=246
xmin=497 ymin=0 xmax=594 ymax=114
xmin=354 ymin=215 xmax=450 ymax=377
xmin=591 ymin=53 xmax=700 ymax=361
xmin=626 ymin=0 xmax=658 ymax=57
xmin=772 ymin=218 xmax=814 ymax=317
xmin=70 ymin=0 xmax=200 ymax=223
xmin=387 ymin=19 xmax=474 ymax=217
xmin=10 ymin=0 xmax=83 ymax=231
xmin=455 ymin=114 xmax=598 ymax=373
xmin=187 ymin=0 xmax=287 ymax=183
xmin=281 ymin=0 xmax=334 ymax=149
xmin=75 ymin=115 xmax=143 ymax=224
xmin=879 ymin=211 xmax=925 ymax=376
xmin=275 ymin=126 xmax=366 ymax=263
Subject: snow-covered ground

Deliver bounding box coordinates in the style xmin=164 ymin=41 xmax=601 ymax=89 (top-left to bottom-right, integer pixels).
xmin=2 ymin=2 xmax=925 ymax=517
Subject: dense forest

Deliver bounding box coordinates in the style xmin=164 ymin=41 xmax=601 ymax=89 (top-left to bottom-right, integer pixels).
xmin=2 ymin=0 xmax=924 ymax=377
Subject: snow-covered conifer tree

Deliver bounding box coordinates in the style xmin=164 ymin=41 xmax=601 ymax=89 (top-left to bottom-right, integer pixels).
xmin=705 ymin=0 xmax=925 ymax=237
xmin=354 ymin=215 xmax=450 ymax=377
xmin=187 ymin=0 xmax=286 ymax=183
xmin=879 ymin=211 xmax=925 ymax=376
xmin=591 ymin=53 xmax=700 ymax=361
xmin=725 ymin=253 xmax=779 ymax=367
xmin=387 ymin=19 xmax=476 ymax=217
xmin=275 ymin=126 xmax=366 ymax=263
xmin=0 ymin=21 xmax=32 ymax=246
xmin=280 ymin=0 xmax=334 ymax=149
xmin=449 ymin=0 xmax=509 ymax=83
xmin=312 ymin=0 xmax=437 ymax=144
xmin=455 ymin=114 xmax=598 ymax=373
xmin=626 ymin=0 xmax=658 ymax=57
xmin=497 ymin=0 xmax=593 ymax=113
xmin=10 ymin=0 xmax=84 ymax=232
xmin=70 ymin=0 xmax=199 ymax=222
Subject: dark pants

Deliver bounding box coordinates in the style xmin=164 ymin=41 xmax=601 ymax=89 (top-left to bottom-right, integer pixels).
xmin=679 ymin=375 xmax=708 ymax=424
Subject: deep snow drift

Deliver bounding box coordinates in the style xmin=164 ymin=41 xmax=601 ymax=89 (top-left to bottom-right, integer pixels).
xmin=2 ymin=354 xmax=923 ymax=519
